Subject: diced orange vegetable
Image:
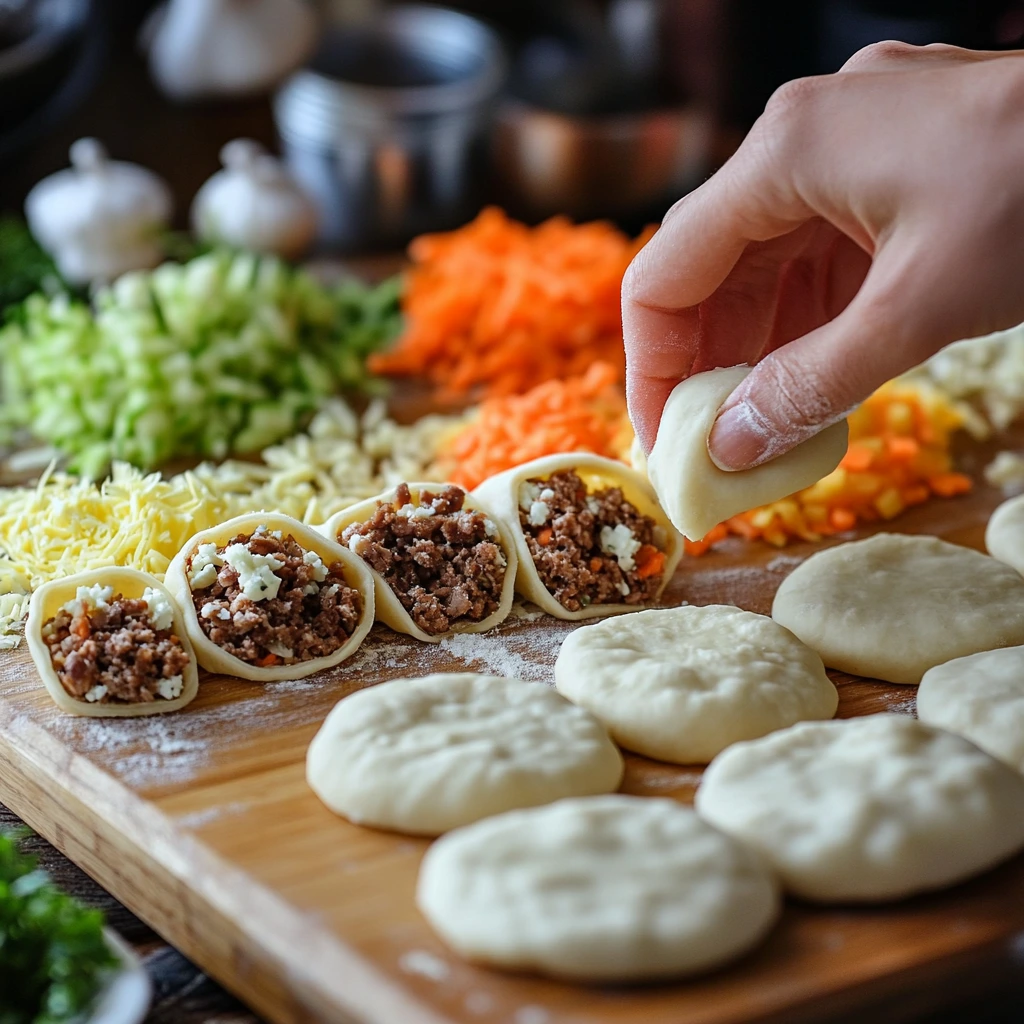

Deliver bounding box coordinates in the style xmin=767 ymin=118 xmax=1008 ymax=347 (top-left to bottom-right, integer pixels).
xmin=433 ymin=362 xmax=631 ymax=489
xmin=536 ymin=528 xmax=553 ymax=546
xmin=258 ymin=653 xmax=279 ymax=667
xmin=685 ymin=380 xmax=974 ymax=555
xmin=635 ymin=545 xmax=666 ymax=579
xmin=371 ymin=207 xmax=652 ymax=399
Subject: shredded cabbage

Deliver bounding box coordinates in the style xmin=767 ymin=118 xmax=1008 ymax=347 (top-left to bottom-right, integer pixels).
xmin=0 ymin=250 xmax=401 ymax=476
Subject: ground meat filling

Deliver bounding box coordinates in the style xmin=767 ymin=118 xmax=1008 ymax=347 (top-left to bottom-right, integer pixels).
xmin=340 ymin=483 xmax=506 ymax=636
xmin=187 ymin=527 xmax=363 ymax=667
xmin=518 ymin=469 xmax=668 ymax=612
xmin=42 ymin=591 xmax=191 ymax=704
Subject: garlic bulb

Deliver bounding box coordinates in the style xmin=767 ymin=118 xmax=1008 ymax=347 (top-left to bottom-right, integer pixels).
xmin=143 ymin=0 xmax=317 ymax=101
xmin=25 ymin=139 xmax=173 ymax=286
xmin=192 ymin=139 xmax=318 ymax=259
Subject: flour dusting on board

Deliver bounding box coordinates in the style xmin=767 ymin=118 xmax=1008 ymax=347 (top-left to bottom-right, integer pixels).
xmin=34 ymin=617 xmax=578 ymax=788
xmin=398 ymin=949 xmax=451 ymax=982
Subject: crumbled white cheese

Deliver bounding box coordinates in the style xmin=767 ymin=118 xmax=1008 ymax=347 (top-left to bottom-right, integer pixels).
xmin=348 ymin=534 xmax=370 ymax=556
xmin=142 ymin=586 xmax=175 ymax=631
xmin=528 ymin=501 xmax=550 ymax=526
xmin=599 ymin=523 xmax=642 ymax=573
xmin=189 ymin=542 xmax=224 ymax=589
xmin=585 ymin=496 xmax=601 ymax=515
xmin=200 ymin=601 xmax=223 ymax=619
xmin=539 ymin=488 xmax=555 ymax=502
xmin=221 ymin=543 xmax=285 ymax=601
xmin=62 ymin=584 xmax=115 ymax=617
xmin=156 ymin=674 xmax=184 ymax=700
xmin=617 ymin=580 xmax=631 ymax=596
xmin=322 ymin=583 xmax=340 ymax=600
xmin=266 ymin=642 xmax=294 ymax=659
xmin=270 ymin=530 xmax=283 ymax=539
xmin=483 ymin=517 xmax=499 ymax=538
xmin=396 ymin=503 xmax=435 ymax=519
xmin=84 ymin=684 xmax=108 ymax=702
xmin=302 ymin=548 xmax=329 ymax=581
xmin=518 ymin=481 xmax=541 ymax=511
xmin=301 ymin=583 xmax=319 ymax=596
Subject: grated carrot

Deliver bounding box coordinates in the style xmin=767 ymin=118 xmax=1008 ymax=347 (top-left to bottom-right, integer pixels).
xmin=682 ymin=380 xmax=974 ymax=555
xmin=371 ymin=207 xmax=653 ymax=399
xmin=434 ymin=362 xmax=631 ymax=489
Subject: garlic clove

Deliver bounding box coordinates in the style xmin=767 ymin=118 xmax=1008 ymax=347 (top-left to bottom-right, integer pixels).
xmin=191 ymin=139 xmax=318 ymax=260
xmin=143 ymin=0 xmax=318 ymax=102
xmin=25 ymin=139 xmax=173 ymax=286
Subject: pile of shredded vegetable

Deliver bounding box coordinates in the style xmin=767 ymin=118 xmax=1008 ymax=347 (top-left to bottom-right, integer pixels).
xmin=370 ymin=207 xmax=652 ymax=398
xmin=684 ymin=380 xmax=973 ymax=554
xmin=434 ymin=362 xmax=631 ymax=489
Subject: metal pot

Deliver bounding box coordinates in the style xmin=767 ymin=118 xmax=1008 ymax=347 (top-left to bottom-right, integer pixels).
xmin=274 ymin=5 xmax=506 ymax=252
xmin=491 ymin=100 xmax=712 ymax=225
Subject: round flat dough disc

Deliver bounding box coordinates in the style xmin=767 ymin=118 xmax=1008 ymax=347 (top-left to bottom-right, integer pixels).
xmin=696 ymin=715 xmax=1024 ymax=902
xmin=306 ymin=673 xmax=623 ymax=836
xmin=647 ymin=366 xmax=848 ymax=541
xmin=986 ymin=493 xmax=1024 ymax=575
xmin=417 ymin=794 xmax=780 ymax=981
xmin=771 ymin=533 xmax=1024 ymax=684
xmin=554 ymin=605 xmax=837 ymax=764
xmin=918 ymin=645 xmax=1024 ymax=774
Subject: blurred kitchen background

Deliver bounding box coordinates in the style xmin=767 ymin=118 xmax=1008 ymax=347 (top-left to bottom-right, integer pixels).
xmin=1 ymin=0 xmax=1023 ymax=253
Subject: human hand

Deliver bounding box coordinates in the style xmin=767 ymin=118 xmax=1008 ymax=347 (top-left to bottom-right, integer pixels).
xmin=623 ymin=42 xmax=1024 ymax=468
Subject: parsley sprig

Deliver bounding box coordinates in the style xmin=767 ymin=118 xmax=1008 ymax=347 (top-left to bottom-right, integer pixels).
xmin=0 ymin=830 xmax=118 ymax=1024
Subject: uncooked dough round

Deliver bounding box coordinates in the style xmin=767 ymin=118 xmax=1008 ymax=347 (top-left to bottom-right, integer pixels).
xmin=918 ymin=645 xmax=1024 ymax=774
xmin=986 ymin=493 xmax=1024 ymax=575
xmin=696 ymin=715 xmax=1024 ymax=902
xmin=771 ymin=533 xmax=1024 ymax=684
xmin=416 ymin=794 xmax=780 ymax=981
xmin=306 ymin=673 xmax=623 ymax=836
xmin=647 ymin=366 xmax=849 ymax=541
xmin=554 ymin=605 xmax=837 ymax=764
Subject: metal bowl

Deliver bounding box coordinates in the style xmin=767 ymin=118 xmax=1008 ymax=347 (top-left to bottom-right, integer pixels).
xmin=274 ymin=5 xmax=506 ymax=251
xmin=491 ymin=100 xmax=712 ymax=224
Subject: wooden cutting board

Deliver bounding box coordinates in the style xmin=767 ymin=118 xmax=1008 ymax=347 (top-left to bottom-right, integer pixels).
xmin=3 ymin=442 xmax=1024 ymax=1024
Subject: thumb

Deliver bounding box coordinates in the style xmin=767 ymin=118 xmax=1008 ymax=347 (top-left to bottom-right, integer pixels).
xmin=706 ymin=241 xmax=958 ymax=471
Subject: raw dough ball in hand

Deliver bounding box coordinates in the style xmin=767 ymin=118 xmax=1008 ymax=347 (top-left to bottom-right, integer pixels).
xmin=696 ymin=715 xmax=1024 ymax=902
xmin=306 ymin=674 xmax=623 ymax=836
xmin=986 ymin=493 xmax=1024 ymax=575
xmin=918 ymin=645 xmax=1024 ymax=773
xmin=647 ymin=366 xmax=848 ymax=541
xmin=554 ymin=605 xmax=837 ymax=764
xmin=772 ymin=533 xmax=1024 ymax=684
xmin=417 ymin=795 xmax=780 ymax=981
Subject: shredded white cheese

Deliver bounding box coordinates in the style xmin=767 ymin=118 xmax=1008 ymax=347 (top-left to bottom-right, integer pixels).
xmin=84 ymin=684 xmax=108 ymax=702
xmin=599 ymin=524 xmax=642 ymax=573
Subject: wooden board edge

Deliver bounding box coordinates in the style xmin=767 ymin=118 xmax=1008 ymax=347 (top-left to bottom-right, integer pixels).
xmin=0 ymin=711 xmax=451 ymax=1024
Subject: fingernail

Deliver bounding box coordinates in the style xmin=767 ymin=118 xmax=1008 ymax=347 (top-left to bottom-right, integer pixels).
xmin=708 ymin=403 xmax=769 ymax=471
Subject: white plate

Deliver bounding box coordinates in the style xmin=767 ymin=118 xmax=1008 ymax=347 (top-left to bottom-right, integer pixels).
xmin=86 ymin=929 xmax=152 ymax=1024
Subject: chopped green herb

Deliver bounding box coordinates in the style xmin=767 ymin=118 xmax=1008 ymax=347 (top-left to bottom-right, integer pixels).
xmin=0 ymin=830 xmax=118 ymax=1023
xmin=0 ymin=250 xmax=402 ymax=477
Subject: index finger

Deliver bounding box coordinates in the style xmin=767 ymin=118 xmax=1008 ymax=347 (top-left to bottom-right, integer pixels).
xmin=622 ymin=120 xmax=815 ymax=452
